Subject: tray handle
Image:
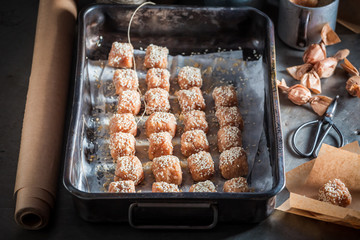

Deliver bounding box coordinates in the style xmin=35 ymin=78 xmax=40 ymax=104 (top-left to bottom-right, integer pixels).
xmin=128 ymin=202 xmax=218 ymax=229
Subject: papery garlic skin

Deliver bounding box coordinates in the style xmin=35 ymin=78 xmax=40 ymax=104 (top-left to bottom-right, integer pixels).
xmin=287 ymin=84 xmax=312 ymax=105
xmin=346 ymin=76 xmax=360 ymax=98
xmin=303 ymin=42 xmax=326 ymax=64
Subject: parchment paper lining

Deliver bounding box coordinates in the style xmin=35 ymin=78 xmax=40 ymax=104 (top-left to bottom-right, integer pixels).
xmin=76 ymin=49 xmax=272 ymax=193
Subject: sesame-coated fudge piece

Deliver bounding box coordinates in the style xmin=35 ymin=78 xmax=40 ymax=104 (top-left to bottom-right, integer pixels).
xmin=148 ymin=132 xmax=173 ymax=160
xmin=113 ymin=69 xmax=139 ymax=95
xmin=109 ymin=132 xmax=136 ymax=159
xmin=217 ymin=126 xmax=242 ymax=152
xmin=152 ymin=182 xmax=180 ymax=193
xmin=109 ymin=113 xmax=137 ymax=136
xmin=152 ymin=155 xmax=182 ymax=185
xmin=183 ymin=110 xmax=208 ymax=133
xmin=108 ymin=42 xmax=134 ymax=68
xmin=212 ymin=85 xmax=238 ymax=109
xmin=146 ymin=68 xmax=170 ymax=92
xmin=178 ymin=66 xmax=202 ymax=90
xmin=144 ymin=44 xmax=168 ymax=69
xmin=144 ymin=88 xmax=170 ymax=115
xmin=108 ymin=180 xmax=136 ymax=193
xmin=181 ymin=130 xmax=209 ymax=157
xmin=219 ymin=147 xmax=248 ymax=179
xmin=187 ymin=151 xmax=215 ymax=182
xmin=145 ymin=112 xmax=177 ymax=138
xmin=176 ymin=87 xmax=206 ymax=112
xmin=114 ymin=156 xmax=144 ymax=185
xmin=189 ymin=180 xmax=217 ymax=192
xmin=215 ymin=106 xmax=244 ymax=130
xmin=318 ymin=178 xmax=352 ymax=207
xmin=223 ymin=177 xmax=249 ymax=193
xmin=117 ymin=90 xmax=141 ymax=115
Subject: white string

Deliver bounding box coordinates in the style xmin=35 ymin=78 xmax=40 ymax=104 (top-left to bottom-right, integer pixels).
xmin=127 ymin=2 xmax=155 ymax=123
xmin=127 ymin=1 xmax=156 ymax=72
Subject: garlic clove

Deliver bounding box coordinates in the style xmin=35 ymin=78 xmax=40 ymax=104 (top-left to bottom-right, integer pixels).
xmin=287 ymin=63 xmax=313 ymax=80
xmin=321 ymin=23 xmax=341 ymax=46
xmin=341 ymin=58 xmax=359 ymax=77
xmin=300 ymin=71 xmax=321 ymax=94
xmin=303 ymin=42 xmax=326 ymax=64
xmin=346 ymin=76 xmax=360 ymax=98
xmin=313 ymin=57 xmax=337 ymax=78
xmin=309 ymin=95 xmax=333 ymax=116
xmin=287 ymin=84 xmax=312 ymax=105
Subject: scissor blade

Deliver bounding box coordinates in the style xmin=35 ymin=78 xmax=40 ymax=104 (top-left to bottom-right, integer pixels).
xmin=325 ymin=95 xmax=339 ymax=120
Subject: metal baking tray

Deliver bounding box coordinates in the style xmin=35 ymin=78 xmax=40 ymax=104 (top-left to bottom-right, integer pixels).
xmin=63 ymin=4 xmax=285 ymax=229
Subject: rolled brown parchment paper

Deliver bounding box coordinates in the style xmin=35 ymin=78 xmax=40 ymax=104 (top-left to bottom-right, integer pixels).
xmin=14 ymin=0 xmax=77 ymax=230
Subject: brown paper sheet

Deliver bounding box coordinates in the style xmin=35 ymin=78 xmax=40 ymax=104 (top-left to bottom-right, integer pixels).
xmin=14 ymin=0 xmax=77 ymax=230
xmin=277 ymin=142 xmax=360 ymax=229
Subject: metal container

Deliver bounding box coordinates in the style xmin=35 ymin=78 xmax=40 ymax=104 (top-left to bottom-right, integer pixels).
xmin=278 ymin=0 xmax=339 ymax=50
xmin=63 ymin=4 xmax=284 ymax=229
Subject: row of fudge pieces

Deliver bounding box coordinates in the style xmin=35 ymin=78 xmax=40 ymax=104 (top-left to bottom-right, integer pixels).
xmin=213 ymin=85 xmax=249 ymax=192
xmin=108 ymin=43 xmax=177 ymax=193
xmin=142 ymin=45 xmax=183 ymax=192
xmin=108 ymin=43 xmax=186 ymax=193
xmin=108 ymin=42 xmax=143 ymax=194
xmin=176 ymin=67 xmax=217 ymax=192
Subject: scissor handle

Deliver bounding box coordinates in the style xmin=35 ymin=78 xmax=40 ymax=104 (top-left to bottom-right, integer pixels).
xmin=292 ymin=120 xmax=345 ymax=158
xmin=292 ymin=120 xmax=323 ymax=158
xmin=312 ymin=124 xmax=345 ymax=158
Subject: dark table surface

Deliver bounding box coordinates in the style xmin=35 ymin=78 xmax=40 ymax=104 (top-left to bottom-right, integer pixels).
xmin=1 ymin=0 xmax=359 ymax=239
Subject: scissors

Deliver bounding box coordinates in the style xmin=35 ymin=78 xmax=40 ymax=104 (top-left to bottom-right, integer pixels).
xmin=291 ymin=95 xmax=344 ymax=158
